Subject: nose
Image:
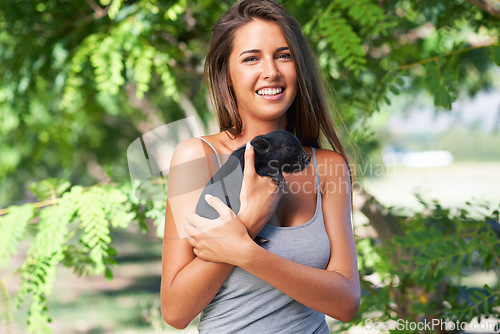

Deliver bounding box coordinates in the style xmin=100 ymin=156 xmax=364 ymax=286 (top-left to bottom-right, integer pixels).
xmin=262 ymin=58 xmax=279 ymax=80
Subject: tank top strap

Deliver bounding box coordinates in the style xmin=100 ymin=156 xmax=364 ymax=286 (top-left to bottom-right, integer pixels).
xmin=197 ymin=136 xmax=222 ymax=168
xmin=312 ymin=147 xmax=320 ymax=188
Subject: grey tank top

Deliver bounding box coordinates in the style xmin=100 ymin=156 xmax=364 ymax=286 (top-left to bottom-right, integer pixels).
xmin=196 ymin=137 xmax=331 ymax=334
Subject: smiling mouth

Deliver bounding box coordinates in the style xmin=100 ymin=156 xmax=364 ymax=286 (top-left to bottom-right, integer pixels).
xmin=256 ymin=87 xmax=285 ymax=96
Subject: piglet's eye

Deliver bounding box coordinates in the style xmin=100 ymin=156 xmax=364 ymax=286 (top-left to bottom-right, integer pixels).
xmin=284 ymin=146 xmax=293 ymax=152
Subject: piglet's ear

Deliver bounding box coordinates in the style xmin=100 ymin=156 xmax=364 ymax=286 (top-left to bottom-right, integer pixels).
xmin=251 ymin=137 xmax=270 ymax=154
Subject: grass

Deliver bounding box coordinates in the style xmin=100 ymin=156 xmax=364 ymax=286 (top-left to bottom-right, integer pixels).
xmin=362 ymin=161 xmax=500 ymax=211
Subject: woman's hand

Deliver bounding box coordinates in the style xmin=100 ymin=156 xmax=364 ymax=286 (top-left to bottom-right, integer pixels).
xmin=238 ymin=142 xmax=284 ymax=237
xmin=185 ymin=194 xmax=253 ymax=266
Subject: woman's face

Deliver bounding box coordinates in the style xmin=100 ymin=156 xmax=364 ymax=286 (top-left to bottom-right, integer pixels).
xmin=228 ymin=19 xmax=297 ymax=124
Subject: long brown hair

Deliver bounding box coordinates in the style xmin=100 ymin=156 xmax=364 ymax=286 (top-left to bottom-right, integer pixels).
xmin=204 ymin=0 xmax=351 ymax=170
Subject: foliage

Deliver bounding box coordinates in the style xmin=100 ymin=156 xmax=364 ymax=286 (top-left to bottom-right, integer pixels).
xmin=0 ymin=279 xmax=14 ymax=332
xmin=339 ymin=196 xmax=500 ymax=333
xmin=0 ymin=0 xmax=499 ymax=206
xmin=0 ymin=0 xmax=499 ymax=332
xmin=0 ymin=180 xmax=145 ymax=333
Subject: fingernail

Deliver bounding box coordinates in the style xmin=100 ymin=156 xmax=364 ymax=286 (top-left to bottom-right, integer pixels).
xmin=246 ymin=142 xmax=252 ymax=150
xmin=205 ymin=194 xmax=213 ymax=201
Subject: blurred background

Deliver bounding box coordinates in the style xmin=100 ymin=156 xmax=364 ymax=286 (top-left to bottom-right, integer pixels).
xmin=0 ymin=0 xmax=499 ymax=333
xmin=362 ymin=77 xmax=500 ymax=209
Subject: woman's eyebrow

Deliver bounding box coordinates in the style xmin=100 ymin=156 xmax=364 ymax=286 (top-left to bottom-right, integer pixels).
xmin=239 ymin=46 xmax=289 ymax=57
xmin=239 ymin=49 xmax=260 ymax=56
xmin=276 ymin=46 xmax=289 ymax=52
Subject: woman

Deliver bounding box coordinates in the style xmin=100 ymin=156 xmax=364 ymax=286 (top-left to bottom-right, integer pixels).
xmin=160 ymin=0 xmax=360 ymax=332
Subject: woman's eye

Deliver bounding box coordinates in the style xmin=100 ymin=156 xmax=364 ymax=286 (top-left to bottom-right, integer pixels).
xmin=278 ymin=53 xmax=292 ymax=60
xmin=243 ymin=56 xmax=258 ymax=62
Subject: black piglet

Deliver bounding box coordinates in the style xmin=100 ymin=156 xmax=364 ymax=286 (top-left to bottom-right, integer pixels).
xmin=195 ymin=130 xmax=312 ymax=243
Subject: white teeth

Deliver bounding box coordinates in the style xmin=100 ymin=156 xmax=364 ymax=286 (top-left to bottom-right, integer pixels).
xmin=257 ymin=87 xmax=284 ymax=96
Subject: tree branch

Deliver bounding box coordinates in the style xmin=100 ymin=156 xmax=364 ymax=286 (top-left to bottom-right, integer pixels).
xmin=0 ymin=180 xmax=113 ymax=215
xmin=85 ymin=0 xmax=110 ymax=19
xmin=466 ymin=0 xmax=500 ymax=18
xmin=358 ymin=188 xmax=404 ymax=241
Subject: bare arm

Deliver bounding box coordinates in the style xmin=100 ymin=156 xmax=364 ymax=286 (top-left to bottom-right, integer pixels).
xmin=160 ymin=139 xmax=281 ymax=329
xmin=238 ymin=150 xmax=359 ymax=321
xmin=161 ymin=205 xmax=235 ymax=329
xmin=235 ymin=244 xmax=359 ymax=322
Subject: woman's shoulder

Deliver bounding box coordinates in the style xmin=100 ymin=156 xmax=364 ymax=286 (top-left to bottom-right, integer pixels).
xmin=313 ymin=147 xmax=349 ymax=168
xmin=171 ymin=136 xmax=211 ymax=165
xmin=312 ymin=147 xmax=351 ymax=187
xmin=172 ymin=133 xmax=226 ymax=165
xmin=173 ymin=137 xmax=204 ymax=159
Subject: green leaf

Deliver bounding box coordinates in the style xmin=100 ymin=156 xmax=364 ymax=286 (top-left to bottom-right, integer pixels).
xmin=389 ymin=85 xmax=400 ymax=95
xmin=490 ymin=46 xmax=500 ymax=66
xmin=466 ymin=252 xmax=473 ymax=267
xmin=424 ymin=61 xmax=455 ymax=109
xmin=470 ymin=292 xmax=482 ymax=303
xmin=108 ymin=0 xmax=122 ymax=19
xmin=27 ymin=294 xmax=52 ymax=334
xmin=77 ymin=189 xmax=111 ymax=270
xmin=107 ymin=246 xmax=118 ymax=257
xmin=0 ymin=279 xmax=14 ymax=328
xmin=0 ymin=204 xmax=34 ymax=267
xmin=104 ymin=267 xmax=114 ymax=281
xmin=317 ymin=12 xmax=366 ymax=72
xmin=28 ymin=179 xmax=71 ymax=201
